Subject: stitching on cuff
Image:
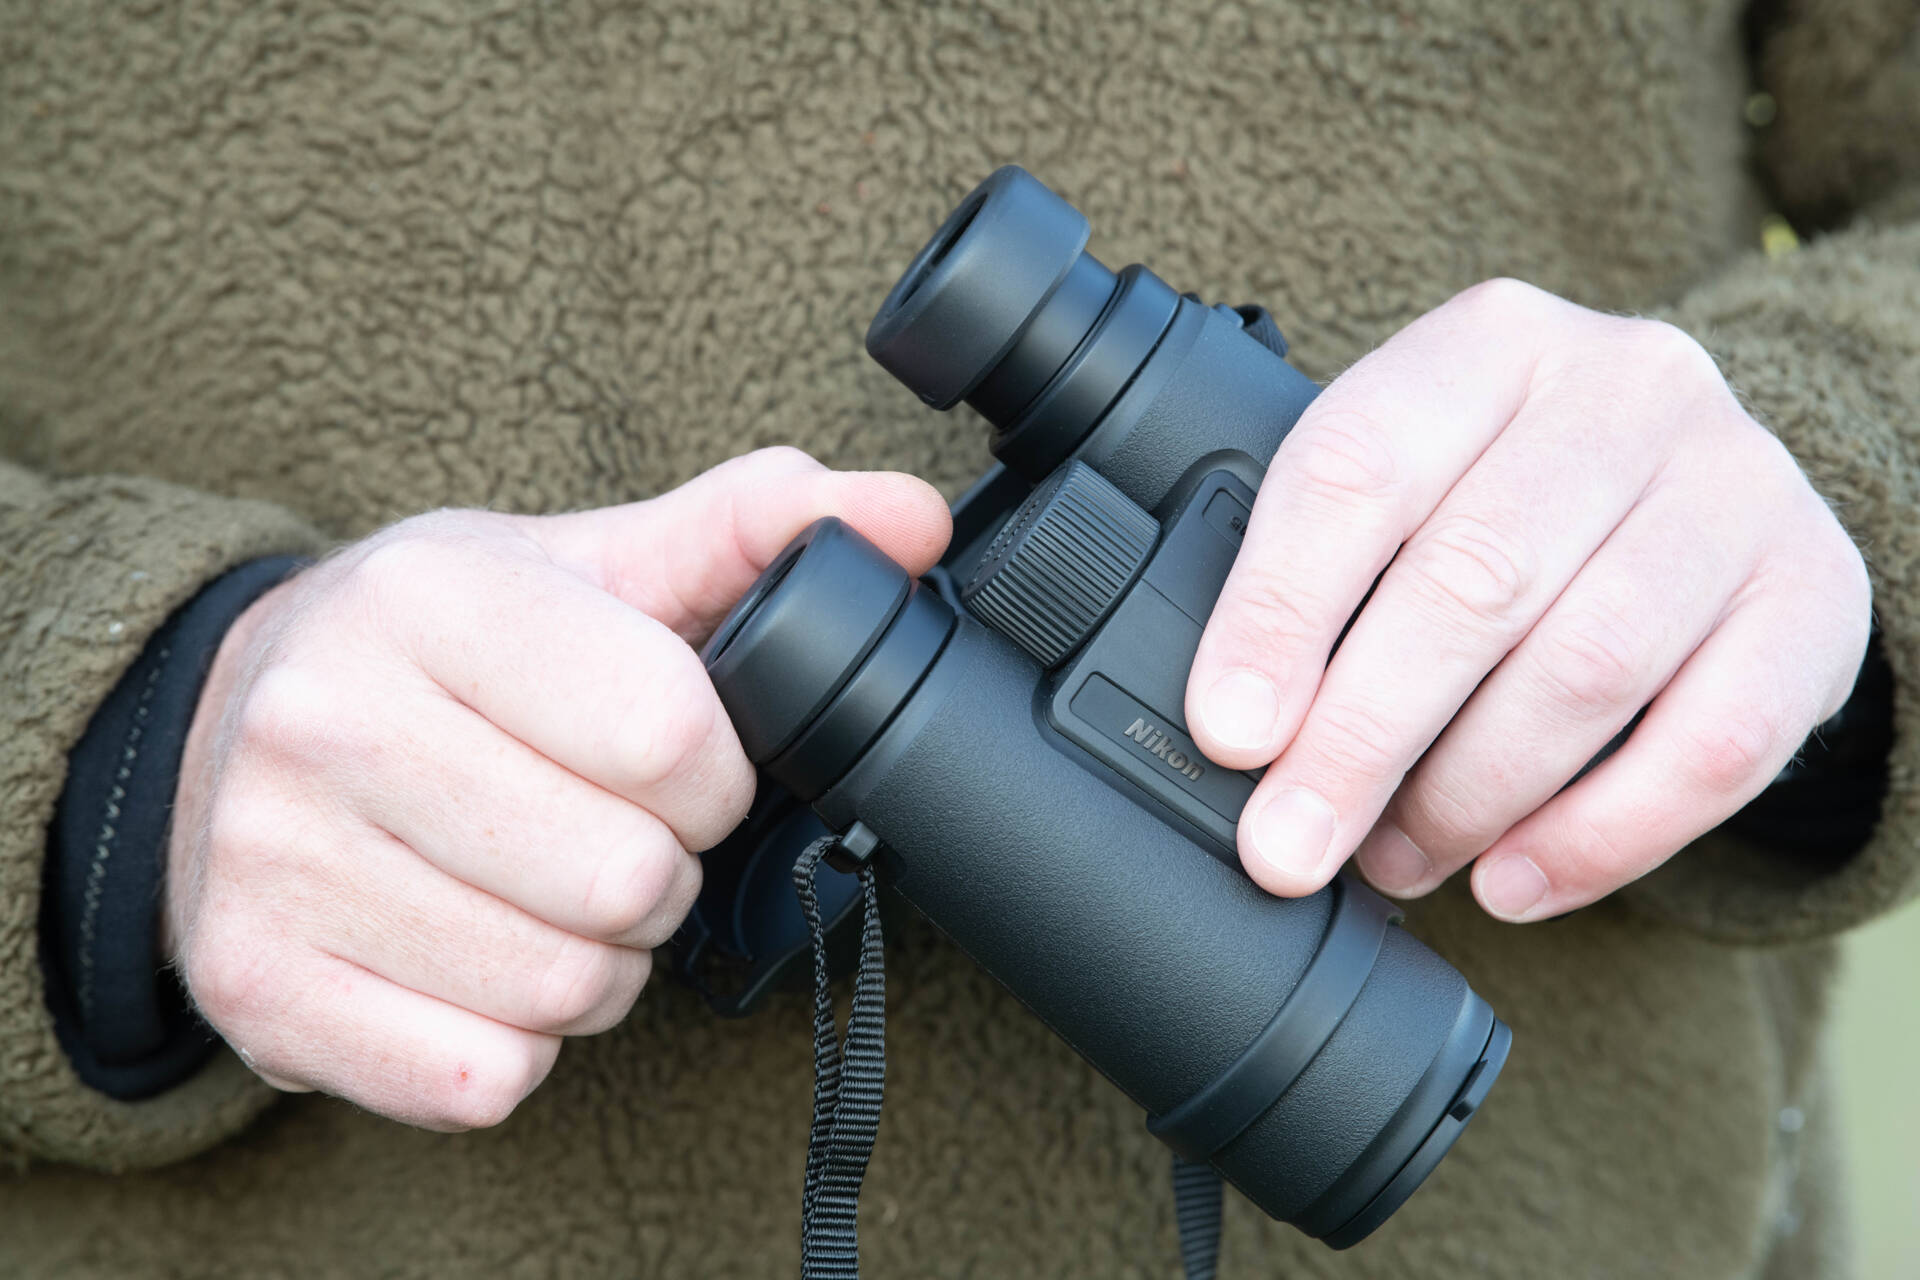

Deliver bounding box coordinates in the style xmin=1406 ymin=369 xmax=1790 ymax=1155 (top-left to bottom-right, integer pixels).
xmin=78 ymin=646 xmax=171 ymax=1021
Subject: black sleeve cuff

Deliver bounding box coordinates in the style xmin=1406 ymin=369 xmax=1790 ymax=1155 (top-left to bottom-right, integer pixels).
xmin=42 ymin=555 xmax=304 ymax=1101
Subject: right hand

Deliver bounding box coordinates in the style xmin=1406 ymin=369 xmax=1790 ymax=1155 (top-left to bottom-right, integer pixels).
xmin=164 ymin=448 xmax=950 ymax=1130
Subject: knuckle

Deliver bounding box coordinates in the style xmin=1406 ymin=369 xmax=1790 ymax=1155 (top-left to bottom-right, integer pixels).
xmin=1628 ymin=319 xmax=1718 ymax=384
xmin=351 ymin=525 xmax=447 ymax=595
xmin=1745 ymin=460 xmax=1875 ymax=679
xmin=1835 ymin=559 xmax=1875 ymax=649
xmin=1745 ymin=426 xmax=1805 ymax=486
xmin=434 ymin=1041 xmax=544 ymax=1131
xmin=1800 ymin=543 xmax=1875 ymax=688
xmin=184 ymin=917 xmax=284 ymax=1031
xmin=395 ymin=507 xmax=506 ymax=545
xmin=350 ymin=514 xmax=506 ymax=605
xmin=437 ymin=1086 xmax=515 ymax=1132
xmin=1531 ymin=604 xmax=1648 ymax=717
xmin=1403 ymin=514 xmax=1536 ymax=635
xmin=1300 ymin=697 xmax=1405 ymax=784
xmin=1728 ymin=430 xmax=1814 ymax=520
xmin=1221 ymin=564 xmax=1332 ymax=662
xmin=572 ymin=951 xmax=649 ymax=1035
xmin=1282 ymin=408 xmax=1401 ymax=505
xmin=1815 ymin=511 xmax=1869 ymax=583
xmin=1393 ymin=775 xmax=1489 ymax=862
xmin=202 ymin=787 xmax=297 ymax=877
xmin=611 ymin=665 xmax=719 ymax=796
xmin=701 ymin=757 xmax=759 ymax=848
xmin=1822 ymin=652 xmax=1869 ymax=727
xmin=1555 ymin=808 xmax=1638 ymax=881
xmin=1810 ymin=518 xmax=1872 ymax=612
xmin=577 ymin=836 xmax=681 ymax=942
xmin=533 ymin=935 xmax=624 ymax=1031
xmin=740 ymin=444 xmax=820 ymax=477
xmin=1680 ymin=707 xmax=1781 ymax=796
xmin=1451 ymin=276 xmax=1549 ymax=323
xmin=235 ymin=666 xmax=344 ymax=763
xmin=435 ymin=1091 xmax=512 ymax=1132
xmin=651 ymin=856 xmax=704 ymax=946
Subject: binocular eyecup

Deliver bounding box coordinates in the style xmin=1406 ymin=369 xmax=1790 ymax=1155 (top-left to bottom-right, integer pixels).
xmin=704 ymin=520 xmax=955 ymax=801
xmin=867 ymin=167 xmax=1182 ymax=482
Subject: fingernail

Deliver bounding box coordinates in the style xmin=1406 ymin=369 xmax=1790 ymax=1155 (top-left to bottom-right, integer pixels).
xmin=1202 ymin=668 xmax=1281 ymax=752
xmin=1479 ymin=856 xmax=1550 ymax=921
xmin=1249 ymin=788 xmax=1337 ymax=882
xmin=1354 ymin=822 xmax=1431 ymax=895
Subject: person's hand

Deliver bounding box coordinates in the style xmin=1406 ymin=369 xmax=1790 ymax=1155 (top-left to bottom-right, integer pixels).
xmin=165 ymin=448 xmax=950 ymax=1129
xmin=1185 ymin=279 xmax=1871 ymax=920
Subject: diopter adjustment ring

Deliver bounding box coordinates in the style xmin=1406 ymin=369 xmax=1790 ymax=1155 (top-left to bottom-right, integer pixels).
xmin=962 ymin=462 xmax=1159 ymax=669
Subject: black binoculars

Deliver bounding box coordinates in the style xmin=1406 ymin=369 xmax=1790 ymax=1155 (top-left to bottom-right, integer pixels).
xmin=682 ymin=167 xmax=1510 ymax=1248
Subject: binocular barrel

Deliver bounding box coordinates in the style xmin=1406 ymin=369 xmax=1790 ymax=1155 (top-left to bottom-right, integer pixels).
xmin=702 ymin=167 xmax=1510 ymax=1247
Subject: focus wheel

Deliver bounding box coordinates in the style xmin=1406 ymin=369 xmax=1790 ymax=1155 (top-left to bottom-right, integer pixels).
xmin=962 ymin=462 xmax=1159 ymax=669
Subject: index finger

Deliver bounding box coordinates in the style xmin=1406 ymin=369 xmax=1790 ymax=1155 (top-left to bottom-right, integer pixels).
xmin=1185 ymin=279 xmax=1566 ymax=774
xmin=361 ymin=530 xmax=756 ymax=852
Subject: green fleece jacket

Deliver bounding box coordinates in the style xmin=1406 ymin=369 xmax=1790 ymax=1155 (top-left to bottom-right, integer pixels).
xmin=2 ymin=1 xmax=1917 ymax=1277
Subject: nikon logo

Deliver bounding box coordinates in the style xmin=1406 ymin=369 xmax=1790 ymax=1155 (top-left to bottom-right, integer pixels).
xmin=1124 ymin=717 xmax=1206 ymax=781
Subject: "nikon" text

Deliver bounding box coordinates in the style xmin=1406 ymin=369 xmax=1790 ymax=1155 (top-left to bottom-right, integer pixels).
xmin=1124 ymin=718 xmax=1205 ymax=781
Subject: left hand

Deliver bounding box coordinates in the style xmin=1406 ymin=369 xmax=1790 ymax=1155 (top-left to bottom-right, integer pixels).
xmin=1184 ymin=278 xmax=1872 ymax=921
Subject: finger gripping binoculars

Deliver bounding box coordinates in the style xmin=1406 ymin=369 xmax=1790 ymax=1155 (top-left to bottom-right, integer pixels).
xmin=699 ymin=167 xmax=1510 ymax=1248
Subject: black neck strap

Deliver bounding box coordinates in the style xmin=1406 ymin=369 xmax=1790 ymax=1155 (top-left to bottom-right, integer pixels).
xmin=789 ymin=827 xmax=1227 ymax=1280
xmin=793 ymin=833 xmax=887 ymax=1280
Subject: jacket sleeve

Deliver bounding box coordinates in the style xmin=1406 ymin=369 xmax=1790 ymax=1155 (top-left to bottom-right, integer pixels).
xmin=0 ymin=460 xmax=324 ymax=1171
xmin=1626 ymin=0 xmax=1920 ymax=944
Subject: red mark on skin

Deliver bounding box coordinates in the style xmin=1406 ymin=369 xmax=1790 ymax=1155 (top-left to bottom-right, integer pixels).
xmin=456 ymin=1063 xmax=472 ymax=1088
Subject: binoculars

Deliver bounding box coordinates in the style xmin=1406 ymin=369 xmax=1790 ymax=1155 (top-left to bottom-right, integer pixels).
xmin=684 ymin=167 xmax=1510 ymax=1248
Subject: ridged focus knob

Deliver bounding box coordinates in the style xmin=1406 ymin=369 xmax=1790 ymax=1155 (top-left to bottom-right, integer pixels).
xmin=962 ymin=462 xmax=1160 ymax=668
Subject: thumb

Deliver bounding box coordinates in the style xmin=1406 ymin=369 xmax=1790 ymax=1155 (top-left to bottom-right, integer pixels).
xmin=525 ymin=447 xmax=953 ymax=642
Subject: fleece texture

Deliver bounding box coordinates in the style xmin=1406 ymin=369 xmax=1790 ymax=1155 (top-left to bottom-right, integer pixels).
xmin=0 ymin=1 xmax=1914 ymax=1277
xmin=0 ymin=468 xmax=322 ymax=1172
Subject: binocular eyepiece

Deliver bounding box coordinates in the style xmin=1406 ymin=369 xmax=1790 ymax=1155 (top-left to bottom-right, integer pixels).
xmin=703 ymin=167 xmax=1510 ymax=1248
xmin=868 ymin=167 xmax=1186 ymax=482
xmin=704 ymin=519 xmax=955 ymax=801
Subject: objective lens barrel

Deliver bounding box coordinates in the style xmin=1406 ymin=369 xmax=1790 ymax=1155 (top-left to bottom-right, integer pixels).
xmin=704 ymin=523 xmax=1509 ymax=1245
